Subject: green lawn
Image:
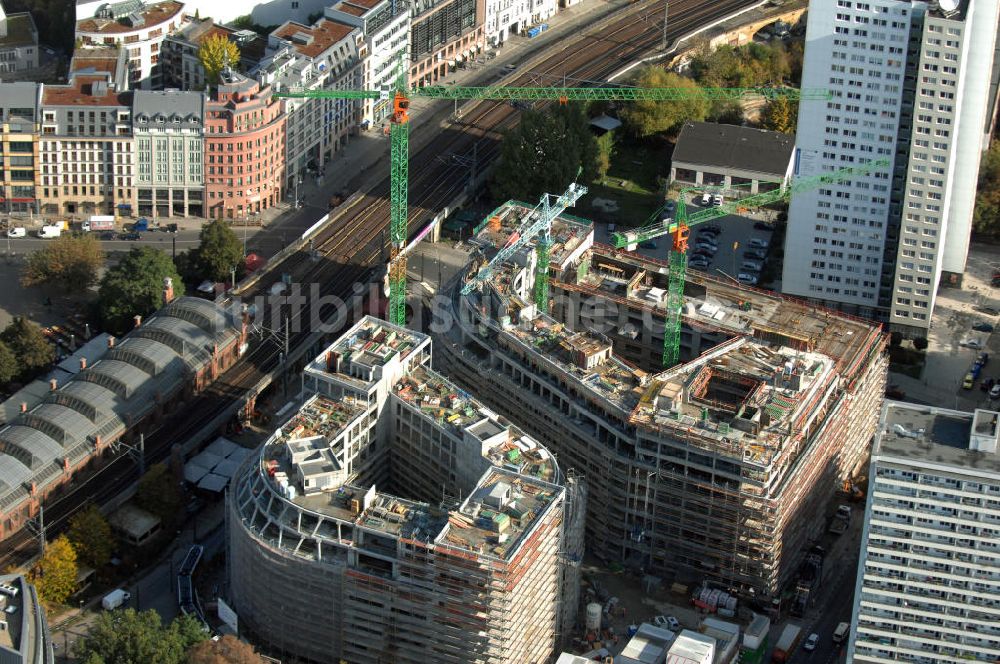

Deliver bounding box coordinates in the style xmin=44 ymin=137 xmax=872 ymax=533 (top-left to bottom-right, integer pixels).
xmin=578 ymin=138 xmax=667 ymax=227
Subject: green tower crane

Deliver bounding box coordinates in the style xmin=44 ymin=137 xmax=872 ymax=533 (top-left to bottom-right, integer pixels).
xmin=274 ymin=57 xmax=828 ymax=325
xmin=610 ymin=158 xmax=891 ymax=367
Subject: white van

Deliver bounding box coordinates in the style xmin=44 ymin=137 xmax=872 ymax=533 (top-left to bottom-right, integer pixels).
xmin=833 ymin=622 xmax=850 ymax=644
xmin=38 ymin=225 xmax=62 ymax=239
xmin=6 ymin=227 xmax=25 ymax=238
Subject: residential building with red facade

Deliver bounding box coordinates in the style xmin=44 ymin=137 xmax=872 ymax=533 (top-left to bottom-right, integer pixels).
xmin=204 ymin=69 xmax=285 ymax=220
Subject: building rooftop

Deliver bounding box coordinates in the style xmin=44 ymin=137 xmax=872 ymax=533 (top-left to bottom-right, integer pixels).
xmin=471 ymin=200 xmax=595 ymax=275
xmin=133 ymin=89 xmax=204 ymax=125
xmin=0 ymin=574 xmax=48 ymax=662
xmin=42 ymin=74 xmax=130 ymax=106
xmin=311 ymin=317 xmax=428 ymax=389
xmin=0 ymin=81 xmax=39 ymax=122
xmin=666 ymin=630 xmax=715 ymax=664
xmin=70 ymin=47 xmax=124 ymax=76
xmin=502 ymin=315 xmax=648 ymax=413
xmin=0 ymin=12 xmax=37 ymax=48
xmin=272 ymin=19 xmax=356 ymax=59
xmin=77 ymin=0 xmax=183 ymax=34
xmin=393 ymin=365 xmax=558 ymax=482
xmin=875 ymin=401 xmax=1000 ymax=474
xmin=0 ymin=297 xmax=242 ymax=513
xmin=672 ymin=121 xmax=794 ymax=177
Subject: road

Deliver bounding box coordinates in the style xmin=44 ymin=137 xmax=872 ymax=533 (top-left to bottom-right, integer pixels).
xmin=0 ymin=0 xmax=765 ymax=569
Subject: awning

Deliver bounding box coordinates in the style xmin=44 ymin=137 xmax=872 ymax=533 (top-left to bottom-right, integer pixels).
xmin=117 ymin=203 xmax=132 ymax=209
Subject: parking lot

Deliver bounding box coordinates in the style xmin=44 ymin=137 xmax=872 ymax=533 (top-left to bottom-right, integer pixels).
xmin=592 ymin=193 xmax=780 ymax=286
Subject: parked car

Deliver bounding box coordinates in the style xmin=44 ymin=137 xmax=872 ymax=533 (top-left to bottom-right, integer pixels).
xmin=973 ymin=322 xmax=995 ymax=333
xmin=700 ymin=224 xmax=721 ymax=234
xmin=121 ymin=232 xmax=142 ymax=241
xmin=711 ymin=194 xmax=724 ymax=207
xmin=978 ymin=352 xmax=990 ymax=367
xmin=691 ymin=248 xmax=714 ymax=258
xmin=744 ymin=249 xmax=767 ymax=261
xmin=699 ymin=193 xmax=713 ymax=206
xmin=159 ymin=223 xmax=179 ymax=233
xmin=964 ymin=372 xmax=975 ymax=389
xmin=749 ymin=238 xmax=770 ymax=249
xmin=663 ymin=200 xmax=677 ymax=215
xmin=694 ymin=242 xmax=718 ymax=253
xmin=738 ymin=272 xmax=759 ymax=285
xmin=961 ymin=338 xmax=984 ymax=349
xmin=98 ymin=231 xmax=118 ymax=241
xmin=803 ymin=633 xmax=820 ymax=652
xmin=990 ymin=383 xmax=1000 ymax=399
xmin=640 ymin=241 xmax=658 ymax=250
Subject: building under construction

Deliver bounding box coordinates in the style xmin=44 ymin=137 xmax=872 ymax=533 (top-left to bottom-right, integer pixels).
xmin=227 ymin=317 xmax=585 ymax=664
xmin=438 ymin=204 xmax=888 ymax=600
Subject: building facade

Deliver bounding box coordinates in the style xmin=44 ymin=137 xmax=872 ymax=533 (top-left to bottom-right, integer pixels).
xmin=228 ymin=317 xmax=584 ymax=664
xmin=484 ymin=0 xmax=556 ymax=47
xmin=325 ymin=0 xmax=410 ymax=126
xmin=847 ymin=401 xmax=1000 ymax=663
xmin=0 ymin=2 xmax=39 ymax=76
xmin=38 ymin=73 xmax=134 ymax=217
xmin=0 ymin=574 xmax=54 ymax=664
xmin=132 ymin=89 xmax=204 ymax=218
xmin=408 ymin=0 xmax=485 ymax=87
xmin=0 ymin=82 xmax=41 ymax=215
xmin=262 ymin=17 xmax=364 ymax=189
xmin=437 ymin=203 xmax=889 ymax=600
xmin=783 ymin=0 xmax=1000 ymax=335
xmin=204 ymin=70 xmax=285 ymax=220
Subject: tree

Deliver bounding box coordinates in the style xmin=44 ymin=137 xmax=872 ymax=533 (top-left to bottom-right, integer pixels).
xmin=31 ymin=535 xmax=77 ymax=605
xmin=912 ymin=337 xmax=928 ymax=351
xmin=21 ymin=234 xmax=104 ymax=293
xmin=2 ymin=317 xmax=53 ymax=380
xmin=196 ymin=220 xmax=244 ymax=283
xmin=74 ymin=609 xmax=206 ymax=664
xmin=759 ymin=96 xmax=798 ymax=134
xmin=709 ymin=100 xmax=745 ymax=126
xmin=619 ymin=68 xmax=709 ymax=137
xmin=0 ymin=341 xmax=18 ymax=384
xmin=67 ymin=504 xmax=115 ymax=569
xmin=188 ymin=635 xmax=268 ymax=664
xmin=595 ymin=131 xmax=615 ymax=180
xmin=135 ymin=463 xmax=181 ymax=525
xmin=492 ymin=104 xmax=598 ymax=202
xmin=98 ymin=247 xmax=185 ymax=335
xmin=198 ymin=34 xmax=240 ymax=87
xmin=973 ymin=142 xmax=1000 ymax=235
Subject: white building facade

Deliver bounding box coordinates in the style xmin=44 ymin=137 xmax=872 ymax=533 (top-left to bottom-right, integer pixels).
xmin=783 ymin=0 xmax=1000 ymax=335
xmin=75 ymin=0 xmax=189 ymax=90
xmin=484 ymin=0 xmax=556 ymax=47
xmin=325 ymin=0 xmax=409 ymax=126
xmin=847 ymin=401 xmax=1000 ymax=663
xmin=259 ymin=17 xmax=364 ymax=189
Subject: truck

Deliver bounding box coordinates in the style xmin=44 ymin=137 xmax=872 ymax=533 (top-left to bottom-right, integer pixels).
xmin=771 ymin=623 xmax=802 ymax=663
xmin=132 ymin=218 xmax=150 ymax=232
xmin=83 ymin=215 xmax=115 ymax=232
xmin=829 ymin=504 xmax=851 ymax=535
xmin=101 ymin=588 xmax=131 ymax=610
xmin=833 ymin=622 xmax=850 ymax=644
xmin=37 ymin=225 xmax=62 ymax=239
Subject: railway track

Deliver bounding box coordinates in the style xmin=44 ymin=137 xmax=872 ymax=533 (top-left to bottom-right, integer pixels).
xmin=0 ymin=0 xmax=760 ymax=568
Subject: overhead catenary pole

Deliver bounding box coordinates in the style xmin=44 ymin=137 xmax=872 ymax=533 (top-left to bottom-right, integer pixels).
xmin=662 ymin=0 xmax=669 ymax=51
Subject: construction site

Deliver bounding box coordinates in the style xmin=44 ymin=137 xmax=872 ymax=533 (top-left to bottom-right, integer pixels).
xmin=437 ymin=201 xmax=889 ymax=602
xmin=227 ymin=317 xmax=586 ymax=664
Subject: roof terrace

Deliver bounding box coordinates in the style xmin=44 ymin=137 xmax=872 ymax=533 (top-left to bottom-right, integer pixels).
xmin=471 ymin=200 xmax=594 ymax=272
xmin=442 ymin=469 xmax=560 ymax=559
xmin=503 ymin=314 xmax=647 ymax=412
xmin=311 ymin=317 xmax=428 ymax=388
xmin=280 ymin=395 xmax=363 ymax=442
xmin=633 ymin=337 xmax=834 ymax=467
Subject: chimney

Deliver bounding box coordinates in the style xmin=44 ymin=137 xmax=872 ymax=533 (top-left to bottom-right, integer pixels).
xmin=163 ymin=276 xmax=175 ymax=304
xmin=50 ymin=378 xmax=58 ymax=391
xmin=134 ymin=315 xmax=142 ymax=328
xmin=80 ymin=357 xmax=87 ymax=370
xmin=19 ymin=402 xmax=27 ymax=413
xmin=63 ymin=458 xmax=70 ymax=472
xmin=108 ymin=335 xmax=116 ymax=348
xmin=94 ymin=435 xmax=102 ymax=448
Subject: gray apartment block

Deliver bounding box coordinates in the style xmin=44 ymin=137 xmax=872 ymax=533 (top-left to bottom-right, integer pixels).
xmin=133 ymin=89 xmax=205 ymax=218
xmin=0 ymin=81 xmax=40 ymax=215
xmin=847 ymin=401 xmax=1000 ymax=663
xmin=0 ymin=3 xmax=39 ymax=77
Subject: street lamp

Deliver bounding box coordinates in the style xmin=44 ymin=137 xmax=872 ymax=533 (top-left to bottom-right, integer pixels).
xmin=294 ymin=176 xmax=303 ymax=209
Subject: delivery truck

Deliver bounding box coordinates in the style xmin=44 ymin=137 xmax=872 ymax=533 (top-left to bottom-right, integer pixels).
xmin=83 ymin=216 xmax=115 ymax=232
xmin=771 ymin=623 xmax=802 ymax=663
xmin=101 ymin=588 xmax=131 ymax=610
xmin=38 ymin=225 xmax=62 ymax=239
